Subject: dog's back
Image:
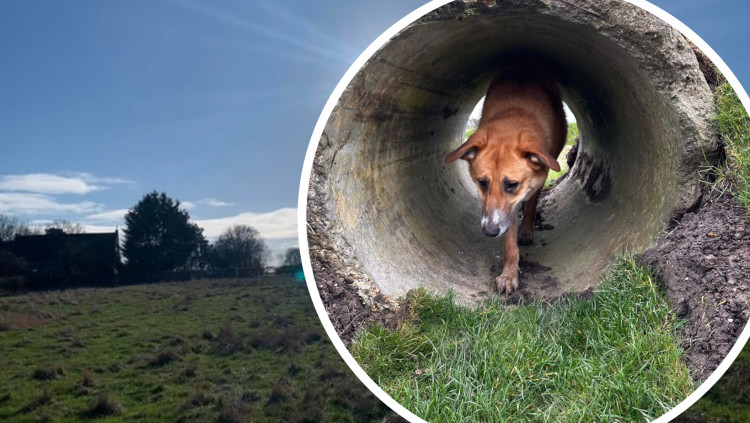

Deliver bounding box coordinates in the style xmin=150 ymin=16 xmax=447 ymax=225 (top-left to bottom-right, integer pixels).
xmin=481 ymin=70 xmax=566 ymax=157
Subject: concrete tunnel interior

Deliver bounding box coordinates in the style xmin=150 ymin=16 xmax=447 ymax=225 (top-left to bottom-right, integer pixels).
xmin=306 ymin=1 xmax=717 ymax=303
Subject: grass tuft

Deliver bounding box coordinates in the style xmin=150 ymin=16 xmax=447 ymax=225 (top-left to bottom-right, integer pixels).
xmin=218 ymin=397 xmax=253 ymax=423
xmin=213 ymin=320 xmax=245 ymax=356
xmin=80 ymin=369 xmax=97 ymax=388
xmin=706 ymin=82 xmax=750 ymax=212
xmin=82 ymin=393 xmax=123 ymax=417
xmin=352 ymin=255 xmax=693 ymax=423
xmin=31 ymin=366 xmax=65 ymax=381
xmin=147 ymin=349 xmax=180 ymax=367
xmin=266 ymin=379 xmax=294 ymax=406
xmin=21 ymin=390 xmax=52 ymax=414
xmin=0 ymin=310 xmax=48 ymax=331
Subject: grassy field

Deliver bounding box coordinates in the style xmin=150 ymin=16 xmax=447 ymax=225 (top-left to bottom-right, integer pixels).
xmin=351 ymin=255 xmax=694 ymax=422
xmin=0 ymin=277 xmax=391 ymax=422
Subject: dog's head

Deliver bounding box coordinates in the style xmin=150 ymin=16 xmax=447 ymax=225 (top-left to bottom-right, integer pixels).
xmin=445 ymin=126 xmax=560 ymax=237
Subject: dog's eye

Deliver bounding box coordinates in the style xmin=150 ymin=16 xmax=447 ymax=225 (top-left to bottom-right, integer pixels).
xmin=477 ymin=178 xmax=489 ymax=193
xmin=503 ymin=179 xmax=519 ymax=193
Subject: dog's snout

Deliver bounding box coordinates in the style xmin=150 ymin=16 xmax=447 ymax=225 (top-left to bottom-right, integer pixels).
xmin=482 ymin=224 xmax=501 ymax=237
xmin=481 ymin=210 xmax=510 ymax=237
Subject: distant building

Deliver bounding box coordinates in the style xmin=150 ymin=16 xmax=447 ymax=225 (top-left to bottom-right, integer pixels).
xmin=0 ymin=229 xmax=121 ymax=288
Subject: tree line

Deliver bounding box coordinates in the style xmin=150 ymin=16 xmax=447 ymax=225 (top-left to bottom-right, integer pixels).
xmin=0 ymin=191 xmax=301 ymax=286
xmin=0 ymin=216 xmax=86 ymax=239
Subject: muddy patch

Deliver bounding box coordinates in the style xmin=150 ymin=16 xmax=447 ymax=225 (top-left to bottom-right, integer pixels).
xmin=486 ymin=256 xmax=560 ymax=305
xmin=641 ymin=191 xmax=750 ymax=382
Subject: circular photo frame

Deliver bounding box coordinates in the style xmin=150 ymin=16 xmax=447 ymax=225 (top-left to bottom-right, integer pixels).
xmin=298 ymin=1 xmax=750 ymax=422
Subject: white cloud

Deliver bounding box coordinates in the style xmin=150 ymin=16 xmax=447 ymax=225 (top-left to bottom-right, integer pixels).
xmin=194 ymin=207 xmax=297 ymax=240
xmin=184 ymin=198 xmax=236 ymax=209
xmin=64 ymin=172 xmax=134 ymax=186
xmin=0 ymin=173 xmax=99 ymax=195
xmin=29 ymin=219 xmax=53 ymax=226
xmin=200 ymin=198 xmax=235 ymax=207
xmin=87 ymin=209 xmax=129 ymax=222
xmin=0 ymin=172 xmax=134 ymax=195
xmin=81 ymin=224 xmax=121 ymax=233
xmin=0 ymin=193 xmax=103 ymax=215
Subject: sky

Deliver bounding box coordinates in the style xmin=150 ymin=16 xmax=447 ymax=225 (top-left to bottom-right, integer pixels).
xmin=0 ymin=0 xmax=748 ymax=263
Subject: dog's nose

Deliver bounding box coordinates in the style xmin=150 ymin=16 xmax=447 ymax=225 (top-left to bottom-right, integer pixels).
xmin=482 ymin=225 xmax=501 ymax=237
xmin=482 ymin=210 xmax=509 ymax=237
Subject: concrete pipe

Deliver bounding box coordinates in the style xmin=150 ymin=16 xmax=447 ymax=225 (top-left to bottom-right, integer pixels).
xmin=306 ymin=0 xmax=717 ymax=303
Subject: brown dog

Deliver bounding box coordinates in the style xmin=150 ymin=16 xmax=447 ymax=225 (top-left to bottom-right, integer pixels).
xmin=446 ymin=71 xmax=566 ymax=294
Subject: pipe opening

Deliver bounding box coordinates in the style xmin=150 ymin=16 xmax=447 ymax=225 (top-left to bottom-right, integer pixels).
xmin=307 ymin=1 xmax=716 ymax=303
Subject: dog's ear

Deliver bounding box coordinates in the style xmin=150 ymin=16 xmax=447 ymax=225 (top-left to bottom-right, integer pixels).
xmin=524 ymin=150 xmax=561 ymax=172
xmin=445 ymin=130 xmax=487 ymax=163
xmin=518 ymin=132 xmax=561 ymax=172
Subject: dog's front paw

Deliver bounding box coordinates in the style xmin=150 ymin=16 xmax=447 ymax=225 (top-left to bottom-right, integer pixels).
xmin=518 ymin=230 xmax=533 ymax=246
xmin=495 ymin=273 xmax=519 ymax=295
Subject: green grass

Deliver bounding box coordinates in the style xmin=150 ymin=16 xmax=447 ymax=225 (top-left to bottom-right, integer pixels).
xmin=351 ymin=255 xmax=693 ymax=423
xmin=0 ymin=277 xmax=391 ymax=422
xmin=544 ymin=122 xmax=579 ymax=187
xmin=711 ymin=82 xmax=750 ymax=212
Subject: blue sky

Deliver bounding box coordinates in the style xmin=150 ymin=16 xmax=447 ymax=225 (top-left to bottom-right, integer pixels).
xmin=0 ymin=1 xmax=748 ymax=261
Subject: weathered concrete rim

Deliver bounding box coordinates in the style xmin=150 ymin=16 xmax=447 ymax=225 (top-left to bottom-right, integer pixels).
xmin=297 ymin=2 xmax=750 ymax=423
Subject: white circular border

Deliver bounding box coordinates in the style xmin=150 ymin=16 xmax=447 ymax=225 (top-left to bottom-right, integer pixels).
xmin=296 ymin=1 xmax=750 ymax=422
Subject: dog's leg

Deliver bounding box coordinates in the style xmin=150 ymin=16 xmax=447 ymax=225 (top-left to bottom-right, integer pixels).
xmin=518 ymin=190 xmax=540 ymax=246
xmin=496 ymin=217 xmax=520 ymax=294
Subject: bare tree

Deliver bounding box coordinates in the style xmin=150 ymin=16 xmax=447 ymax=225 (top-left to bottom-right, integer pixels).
xmin=0 ymin=214 xmax=38 ymax=241
xmin=276 ymin=247 xmax=302 ymax=276
xmin=210 ymin=225 xmax=268 ymax=277
xmin=44 ymin=220 xmax=86 ymax=234
xmin=282 ymin=248 xmax=301 ymax=267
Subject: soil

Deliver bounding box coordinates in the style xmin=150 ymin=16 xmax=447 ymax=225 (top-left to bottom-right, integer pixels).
xmin=641 ymin=190 xmax=750 ymax=382
xmin=311 ymin=259 xmax=406 ymax=347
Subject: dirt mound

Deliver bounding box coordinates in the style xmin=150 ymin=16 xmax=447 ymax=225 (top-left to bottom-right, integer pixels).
xmin=312 ymin=260 xmax=402 ymax=346
xmin=641 ymin=192 xmax=750 ymax=382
